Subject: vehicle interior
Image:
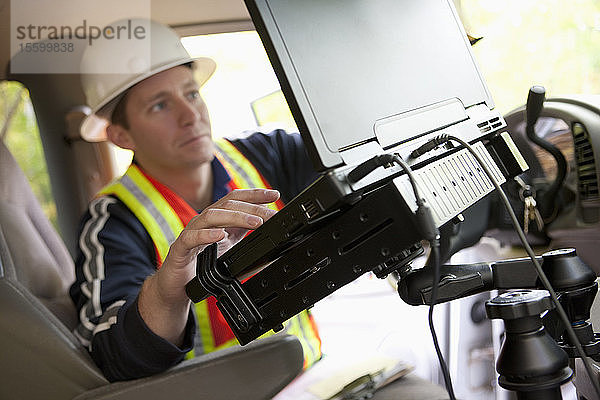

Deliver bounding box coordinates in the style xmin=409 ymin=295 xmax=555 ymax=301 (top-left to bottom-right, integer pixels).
xmin=1 ymin=1 xmax=600 ymax=399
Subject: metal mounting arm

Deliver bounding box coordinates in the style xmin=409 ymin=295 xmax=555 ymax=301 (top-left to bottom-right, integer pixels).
xmin=397 ymin=255 xmax=541 ymax=306
xmin=397 ymin=248 xmax=596 ymax=306
xmin=398 ymin=248 xmax=600 ymax=364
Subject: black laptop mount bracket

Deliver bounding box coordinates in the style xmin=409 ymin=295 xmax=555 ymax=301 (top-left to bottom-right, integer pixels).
xmin=186 ymin=180 xmax=425 ymax=344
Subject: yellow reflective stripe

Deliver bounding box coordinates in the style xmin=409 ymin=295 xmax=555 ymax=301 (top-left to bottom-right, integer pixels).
xmin=194 ymin=301 xmax=215 ymax=353
xmin=214 ymin=153 xmax=249 ymax=189
xmin=184 ymin=348 xmax=195 ymax=360
xmin=126 ymin=166 xmax=184 ymax=244
xmin=214 ymin=139 xmax=255 ymax=188
xmin=192 ymin=306 xmax=241 ymax=355
xmin=214 ymin=157 xmax=251 ymax=191
xmin=214 ymin=138 xmax=279 ymax=212
xmin=286 ymin=316 xmax=311 ymax=364
xmin=297 ymin=311 xmax=322 ymax=366
xmin=220 ymin=140 xmax=267 ymax=187
xmin=98 ymin=165 xmax=185 ymax=263
xmin=291 ymin=312 xmax=322 ymax=368
xmin=99 ymin=181 xmax=171 ymax=263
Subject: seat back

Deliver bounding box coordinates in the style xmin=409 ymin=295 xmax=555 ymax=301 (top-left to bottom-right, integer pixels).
xmin=0 ymin=140 xmax=108 ymax=399
xmin=0 ymin=140 xmax=78 ymax=327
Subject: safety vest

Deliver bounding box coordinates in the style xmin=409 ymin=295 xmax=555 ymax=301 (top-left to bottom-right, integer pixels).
xmin=99 ymin=137 xmax=321 ymax=368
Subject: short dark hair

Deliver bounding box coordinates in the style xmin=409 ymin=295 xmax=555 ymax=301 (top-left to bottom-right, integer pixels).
xmin=110 ymin=91 xmax=130 ymax=129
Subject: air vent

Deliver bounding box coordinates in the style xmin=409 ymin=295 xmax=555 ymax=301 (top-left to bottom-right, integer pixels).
xmin=477 ymin=116 xmax=504 ymax=135
xmin=573 ymin=123 xmax=599 ymax=200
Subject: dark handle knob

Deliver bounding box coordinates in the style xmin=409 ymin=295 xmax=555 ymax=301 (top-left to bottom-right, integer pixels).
xmin=526 ymin=85 xmax=546 ymax=128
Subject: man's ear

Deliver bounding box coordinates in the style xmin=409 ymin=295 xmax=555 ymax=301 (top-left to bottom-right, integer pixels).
xmin=106 ymin=124 xmax=136 ymax=151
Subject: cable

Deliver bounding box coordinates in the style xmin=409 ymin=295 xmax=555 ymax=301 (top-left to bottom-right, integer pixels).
xmin=431 ymin=134 xmax=600 ymax=399
xmin=347 ymin=154 xmax=396 ymax=185
xmin=409 ymin=134 xmax=449 ymax=159
xmin=346 ymin=154 xmax=423 ymax=206
xmin=391 ymin=155 xmax=423 ymax=206
xmin=345 ymin=150 xmax=458 ymax=398
xmin=389 ymin=155 xmax=457 ymax=400
xmin=428 ymin=238 xmax=457 ymax=400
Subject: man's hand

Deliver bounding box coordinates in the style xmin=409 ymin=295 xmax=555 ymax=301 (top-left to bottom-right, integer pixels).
xmin=138 ymin=188 xmax=279 ymax=346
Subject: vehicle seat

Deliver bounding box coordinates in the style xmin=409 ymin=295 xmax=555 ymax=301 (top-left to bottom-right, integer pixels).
xmin=0 ymin=139 xmax=78 ymax=328
xmin=0 ymin=139 xmax=304 ymax=400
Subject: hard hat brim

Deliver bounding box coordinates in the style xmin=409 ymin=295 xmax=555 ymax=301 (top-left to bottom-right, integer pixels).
xmin=80 ymin=56 xmax=216 ymax=142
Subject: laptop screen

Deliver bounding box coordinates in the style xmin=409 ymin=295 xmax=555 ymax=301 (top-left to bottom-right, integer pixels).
xmin=245 ymin=0 xmax=494 ymax=171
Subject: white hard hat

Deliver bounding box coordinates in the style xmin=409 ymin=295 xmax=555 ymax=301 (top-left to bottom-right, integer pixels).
xmin=79 ymin=18 xmax=216 ymax=141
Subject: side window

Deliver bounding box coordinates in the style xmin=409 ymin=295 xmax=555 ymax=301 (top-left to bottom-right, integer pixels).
xmin=0 ymin=81 xmax=58 ymax=227
xmin=459 ymin=1 xmax=600 ymax=113
xmin=181 ymin=31 xmax=297 ymax=138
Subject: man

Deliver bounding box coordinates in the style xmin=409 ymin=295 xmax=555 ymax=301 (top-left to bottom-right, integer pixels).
xmin=70 ymin=19 xmax=321 ymax=382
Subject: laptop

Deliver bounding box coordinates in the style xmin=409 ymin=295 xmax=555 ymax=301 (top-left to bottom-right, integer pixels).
xmin=216 ymin=0 xmax=517 ymax=279
xmin=184 ymin=0 xmax=530 ymax=343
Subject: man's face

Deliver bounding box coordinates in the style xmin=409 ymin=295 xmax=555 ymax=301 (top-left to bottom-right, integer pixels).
xmin=120 ymin=65 xmax=214 ymax=171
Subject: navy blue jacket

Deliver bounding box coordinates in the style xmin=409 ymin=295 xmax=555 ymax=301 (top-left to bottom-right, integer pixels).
xmin=69 ymin=130 xmax=317 ymax=381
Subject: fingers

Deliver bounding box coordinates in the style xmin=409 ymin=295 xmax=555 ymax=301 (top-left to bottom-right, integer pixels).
xmin=191 ymin=208 xmax=268 ymax=230
xmin=165 ymin=189 xmax=280 ymax=268
xmin=171 ymin=228 xmax=225 ymax=254
xmin=218 ymin=189 xmax=279 ymax=222
xmin=212 ymin=199 xmax=277 ymax=221
xmin=219 ymin=188 xmax=280 ymax=205
xmin=189 ymin=189 xmax=280 ymax=230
